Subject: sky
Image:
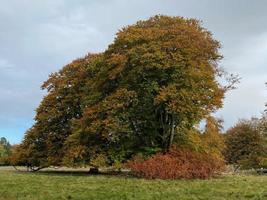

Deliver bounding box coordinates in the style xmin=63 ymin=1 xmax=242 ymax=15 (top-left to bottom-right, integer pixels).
xmin=0 ymin=0 xmax=267 ymax=144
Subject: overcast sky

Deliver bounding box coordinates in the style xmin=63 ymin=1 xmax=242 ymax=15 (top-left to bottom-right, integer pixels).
xmin=1 ymin=0 xmax=267 ymax=144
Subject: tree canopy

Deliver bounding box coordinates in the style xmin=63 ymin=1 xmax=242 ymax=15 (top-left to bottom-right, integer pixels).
xmin=224 ymin=118 xmax=267 ymax=169
xmin=0 ymin=137 xmax=11 ymax=165
xmin=13 ymin=15 xmax=236 ymax=168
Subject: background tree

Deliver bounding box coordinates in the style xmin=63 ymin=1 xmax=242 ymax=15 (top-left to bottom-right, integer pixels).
xmin=172 ymin=116 xmax=225 ymax=160
xmin=256 ymin=113 xmax=267 ymax=167
xmin=202 ymin=117 xmax=225 ymax=159
xmin=0 ymin=137 xmax=11 ymax=165
xmin=224 ymin=119 xmax=267 ymax=169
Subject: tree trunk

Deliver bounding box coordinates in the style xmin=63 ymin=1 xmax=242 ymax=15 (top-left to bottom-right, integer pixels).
xmin=159 ymin=111 xmax=175 ymax=153
xmin=88 ymin=167 xmax=99 ymax=174
xmin=167 ymin=114 xmax=175 ymax=152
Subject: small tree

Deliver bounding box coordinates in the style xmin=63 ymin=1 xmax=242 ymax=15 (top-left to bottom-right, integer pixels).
xmin=202 ymin=117 xmax=225 ymax=160
xmin=0 ymin=137 xmax=11 ymax=165
xmin=224 ymin=119 xmax=267 ymax=170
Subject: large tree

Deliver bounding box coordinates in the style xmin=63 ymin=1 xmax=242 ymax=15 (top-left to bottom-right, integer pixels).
xmin=64 ymin=15 xmax=234 ymax=166
xmin=14 ymin=15 xmax=236 ymax=168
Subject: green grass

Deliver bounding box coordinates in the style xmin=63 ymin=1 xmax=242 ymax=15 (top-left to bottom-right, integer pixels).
xmin=0 ymin=167 xmax=266 ymax=200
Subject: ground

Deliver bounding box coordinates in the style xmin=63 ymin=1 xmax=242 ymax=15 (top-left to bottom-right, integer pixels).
xmin=0 ymin=167 xmax=266 ymax=200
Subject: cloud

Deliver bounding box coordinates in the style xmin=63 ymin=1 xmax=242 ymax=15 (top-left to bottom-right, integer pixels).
xmin=215 ymin=31 xmax=267 ymax=129
xmin=0 ymin=58 xmax=14 ymax=69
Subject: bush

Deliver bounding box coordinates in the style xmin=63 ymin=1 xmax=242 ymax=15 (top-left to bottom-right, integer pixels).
xmin=126 ymin=147 xmax=225 ymax=179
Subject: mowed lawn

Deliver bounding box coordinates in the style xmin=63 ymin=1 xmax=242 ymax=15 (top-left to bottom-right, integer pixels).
xmin=0 ymin=167 xmax=266 ymax=200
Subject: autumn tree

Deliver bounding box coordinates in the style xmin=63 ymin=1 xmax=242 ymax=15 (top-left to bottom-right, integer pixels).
xmin=170 ymin=116 xmax=225 ymax=160
xmin=35 ymin=54 xmax=103 ymax=165
xmin=224 ymin=119 xmax=267 ymax=169
xmin=202 ymin=117 xmax=225 ymax=158
xmin=63 ymin=15 xmax=234 ymax=166
xmin=12 ymin=54 xmax=103 ymax=168
xmin=15 ymin=15 xmax=236 ymax=169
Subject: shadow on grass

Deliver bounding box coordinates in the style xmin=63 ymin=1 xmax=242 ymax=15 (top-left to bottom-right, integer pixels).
xmin=11 ymin=167 xmax=132 ymax=178
xmin=37 ymin=170 xmax=128 ymax=177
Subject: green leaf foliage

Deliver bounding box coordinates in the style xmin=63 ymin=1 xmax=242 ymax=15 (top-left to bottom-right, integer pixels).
xmin=13 ymin=15 xmax=235 ymax=168
xmin=224 ymin=118 xmax=267 ymax=169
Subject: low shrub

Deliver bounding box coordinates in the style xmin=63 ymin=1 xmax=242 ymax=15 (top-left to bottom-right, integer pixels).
xmin=126 ymin=147 xmax=225 ymax=179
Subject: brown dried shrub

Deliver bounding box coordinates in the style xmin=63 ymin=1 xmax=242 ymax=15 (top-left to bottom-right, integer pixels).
xmin=126 ymin=147 xmax=225 ymax=179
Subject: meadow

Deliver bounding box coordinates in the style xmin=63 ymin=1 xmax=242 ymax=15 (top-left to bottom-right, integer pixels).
xmin=0 ymin=167 xmax=266 ymax=200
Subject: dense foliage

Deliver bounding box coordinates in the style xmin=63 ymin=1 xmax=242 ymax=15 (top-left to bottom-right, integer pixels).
xmin=224 ymin=117 xmax=267 ymax=169
xmin=0 ymin=137 xmax=11 ymax=165
xmin=12 ymin=15 xmax=235 ymax=170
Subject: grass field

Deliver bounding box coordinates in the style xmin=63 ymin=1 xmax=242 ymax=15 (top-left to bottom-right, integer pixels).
xmin=0 ymin=167 xmax=266 ymax=200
